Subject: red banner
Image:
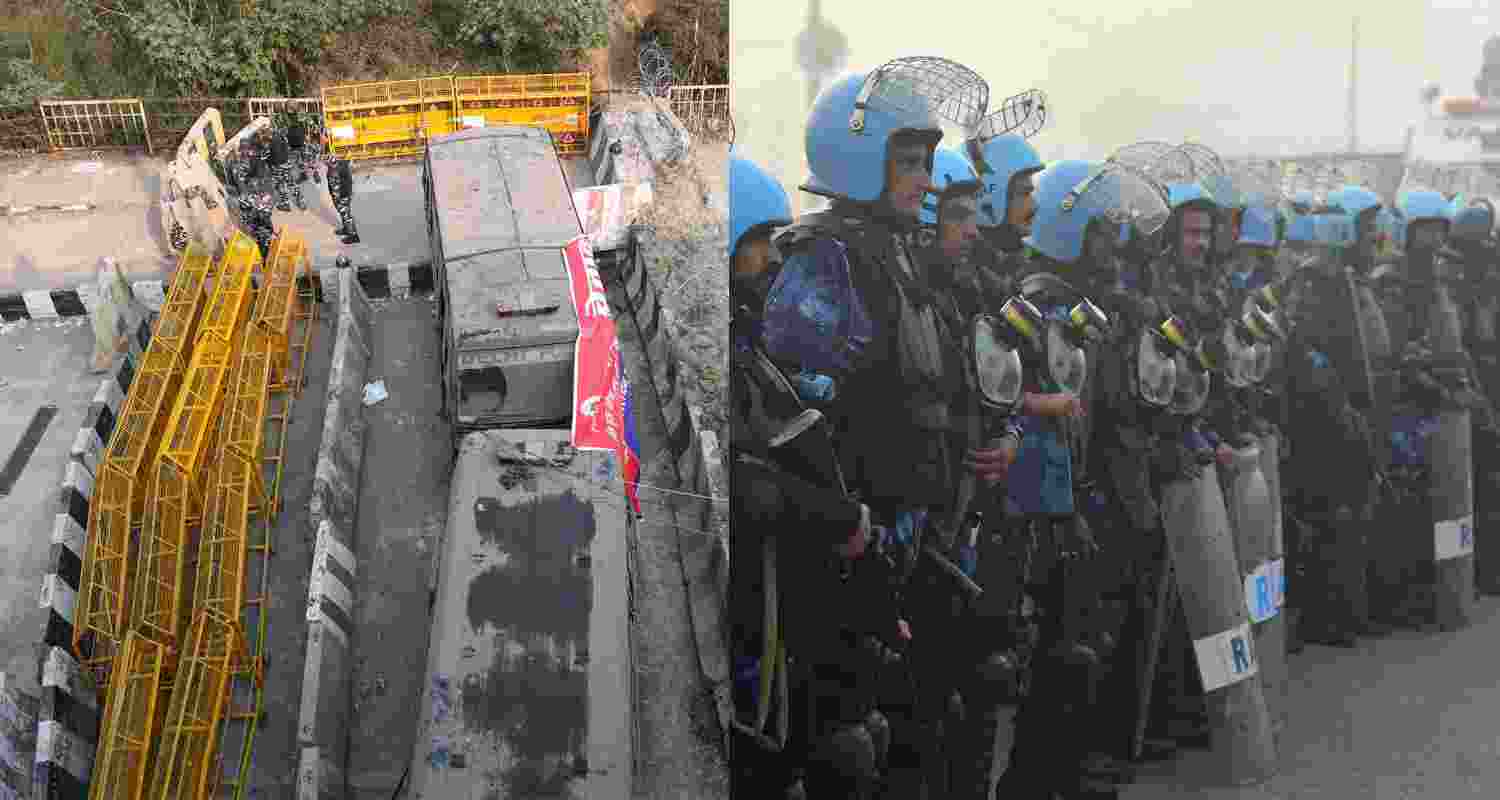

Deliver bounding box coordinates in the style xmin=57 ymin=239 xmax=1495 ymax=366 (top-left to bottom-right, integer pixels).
xmin=563 ymin=235 xmax=624 ymax=453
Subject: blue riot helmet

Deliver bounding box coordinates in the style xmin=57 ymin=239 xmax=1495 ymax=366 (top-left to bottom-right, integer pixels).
xmin=920 ymin=146 xmax=979 ymax=225
xmin=804 ymin=58 xmax=986 ymax=205
xmin=1330 ymin=184 xmax=1382 ymax=225
xmin=729 ymin=149 xmax=794 ymax=261
xmin=1448 ymin=194 xmax=1467 ymax=220
xmin=1399 ymin=187 xmax=1452 ymax=252
xmin=1399 ymin=188 xmax=1451 ymax=226
xmin=1290 ymin=190 xmax=1315 ymax=213
xmin=1237 ymin=204 xmax=1277 ymax=248
xmin=969 ymin=133 xmax=1045 ymax=229
xmin=1285 ymin=213 xmax=1317 ymax=245
xmin=1025 ymin=160 xmax=1171 ymax=266
xmin=1313 ymin=212 xmax=1357 ymax=248
xmin=1451 ymin=203 xmax=1495 ymax=244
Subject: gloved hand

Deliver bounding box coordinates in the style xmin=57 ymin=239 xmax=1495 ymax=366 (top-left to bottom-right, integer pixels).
xmin=836 ymin=504 xmax=872 ymax=560
xmin=1151 ymin=440 xmax=1203 ymax=482
xmin=966 ymin=433 xmax=1020 ymax=487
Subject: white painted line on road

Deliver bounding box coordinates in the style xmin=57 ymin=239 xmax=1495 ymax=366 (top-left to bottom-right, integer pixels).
xmin=131 ymin=280 xmax=165 ymax=313
xmin=39 ymin=575 xmax=76 ymax=621
xmin=62 ymin=461 xmax=94 ymax=503
xmin=70 ymin=427 xmax=103 ymax=477
xmin=7 ymin=206 xmax=34 ymax=215
xmin=40 ymin=648 xmax=95 ymax=710
xmin=314 ymin=521 xmax=357 ymax=577
xmin=51 ymin=514 xmax=86 ymax=561
xmin=21 ymin=290 xmax=58 ymax=320
xmin=34 ymin=720 xmax=92 ymax=782
xmin=59 ymin=204 xmax=92 ymax=212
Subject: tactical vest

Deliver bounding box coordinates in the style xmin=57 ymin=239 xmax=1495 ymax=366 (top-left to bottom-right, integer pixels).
xmin=775 ymin=210 xmax=960 ymax=510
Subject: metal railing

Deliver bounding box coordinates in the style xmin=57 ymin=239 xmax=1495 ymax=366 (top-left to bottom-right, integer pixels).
xmin=667 ymin=84 xmax=729 ymax=138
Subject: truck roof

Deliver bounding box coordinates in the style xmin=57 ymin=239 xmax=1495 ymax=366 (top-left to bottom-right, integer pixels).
xmin=446 ymin=247 xmax=579 ymax=349
xmin=427 ymin=125 xmax=583 ymax=263
xmin=407 ymin=429 xmax=632 ymax=798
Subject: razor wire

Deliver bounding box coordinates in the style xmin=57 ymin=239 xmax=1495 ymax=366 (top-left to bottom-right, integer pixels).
xmin=639 ymin=40 xmax=676 ymax=99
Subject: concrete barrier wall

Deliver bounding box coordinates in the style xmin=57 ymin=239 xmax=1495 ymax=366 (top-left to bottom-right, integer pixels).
xmin=598 ymin=234 xmax=731 ymax=736
xmin=298 ymin=267 xmax=371 ymax=800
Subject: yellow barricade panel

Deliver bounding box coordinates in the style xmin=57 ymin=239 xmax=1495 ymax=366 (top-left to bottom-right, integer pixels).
xmin=322 ymin=72 xmax=591 ymax=160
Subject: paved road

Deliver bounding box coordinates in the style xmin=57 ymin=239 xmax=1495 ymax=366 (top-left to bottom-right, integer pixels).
xmin=0 ymin=150 xmax=599 ymax=295
xmin=1125 ymin=597 xmax=1500 ymax=798
xmin=0 ymin=317 xmax=103 ymax=694
xmin=344 ymin=297 xmax=454 ymax=799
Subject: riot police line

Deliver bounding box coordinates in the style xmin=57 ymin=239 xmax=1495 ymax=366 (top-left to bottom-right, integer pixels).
xmin=729 ymin=55 xmax=1500 ymax=800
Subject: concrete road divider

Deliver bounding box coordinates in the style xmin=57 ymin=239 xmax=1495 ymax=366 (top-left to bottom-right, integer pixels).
xmin=299 ymin=266 xmax=371 ymax=800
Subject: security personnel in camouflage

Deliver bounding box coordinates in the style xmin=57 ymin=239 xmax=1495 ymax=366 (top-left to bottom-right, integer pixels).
xmin=247 ymin=174 xmax=276 ymax=261
xmin=285 ymin=115 xmax=315 ymax=185
xmin=268 ymin=124 xmax=303 ymax=212
xmin=324 ymin=136 xmax=359 ymax=244
xmin=233 ymin=139 xmax=260 ymax=237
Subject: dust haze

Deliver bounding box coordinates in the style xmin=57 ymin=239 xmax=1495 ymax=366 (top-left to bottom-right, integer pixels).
xmin=732 ymin=0 xmax=1457 ymax=213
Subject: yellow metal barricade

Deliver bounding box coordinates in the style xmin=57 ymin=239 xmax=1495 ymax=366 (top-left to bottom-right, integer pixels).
xmin=322 ymin=77 xmax=456 ymax=161
xmin=452 ymin=72 xmax=591 ymax=155
xmin=322 ymin=72 xmax=591 ymax=161
xmin=88 ymin=632 xmax=166 ymax=800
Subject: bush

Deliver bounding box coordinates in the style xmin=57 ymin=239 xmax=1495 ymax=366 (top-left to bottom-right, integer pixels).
xmin=454 ymin=0 xmax=607 ymax=74
xmin=0 ymin=57 xmax=62 ymax=105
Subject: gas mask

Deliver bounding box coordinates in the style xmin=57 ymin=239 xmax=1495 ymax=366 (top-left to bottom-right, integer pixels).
xmin=1157 ymin=315 xmax=1210 ymax=416
xmin=971 ymin=311 xmax=1026 ymax=413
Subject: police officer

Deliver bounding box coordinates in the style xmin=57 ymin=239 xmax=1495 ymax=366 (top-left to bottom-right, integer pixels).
xmin=325 ymin=138 xmax=359 ymax=244
xmin=996 ymin=159 xmax=1170 ymax=800
xmin=268 ymin=121 xmax=303 ymax=212
xmin=1281 ymin=197 xmax=1385 ymax=645
xmin=285 ymin=113 xmax=312 ymax=187
xmin=247 ymin=172 xmax=276 ymax=261
xmin=763 ymin=60 xmax=1008 ymax=798
xmin=729 ymin=151 xmax=890 ymax=800
xmin=916 ymin=147 xmax=1029 ymax=799
xmin=1450 ymin=202 xmax=1500 ymax=595
xmin=1136 ymin=177 xmax=1223 ymax=756
xmin=233 ymin=139 xmax=261 ymax=241
xmin=971 ymin=132 xmax=1045 ymax=280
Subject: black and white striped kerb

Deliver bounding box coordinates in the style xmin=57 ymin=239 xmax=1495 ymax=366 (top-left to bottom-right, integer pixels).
xmin=305 ymin=261 xmax=435 ymax=305
xmin=28 ymin=344 xmax=142 ymax=800
xmin=69 ymin=354 xmax=135 ymax=479
xmin=33 ymin=648 xmax=99 ymax=800
xmin=0 ymin=280 xmax=164 ymax=323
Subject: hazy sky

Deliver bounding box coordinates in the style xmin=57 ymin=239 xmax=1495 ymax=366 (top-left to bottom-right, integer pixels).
xmin=732 ymin=0 xmax=1473 ymax=213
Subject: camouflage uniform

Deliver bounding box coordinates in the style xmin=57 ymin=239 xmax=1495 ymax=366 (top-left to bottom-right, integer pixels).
xmin=248 ymin=184 xmax=276 ymax=260
xmin=268 ymin=128 xmax=302 ymax=212
xmin=326 ymin=153 xmax=357 ymax=242
xmin=286 ymin=117 xmax=319 ymax=185
xmin=169 ymin=217 xmax=189 ymax=251
xmin=233 ymin=153 xmax=258 ymax=234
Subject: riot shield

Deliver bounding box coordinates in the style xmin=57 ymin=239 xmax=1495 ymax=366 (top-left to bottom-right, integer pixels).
xmin=1474 ymin=290 xmax=1500 ymax=595
xmin=1220 ymin=441 xmax=1287 ymax=742
xmin=1427 ymin=285 xmax=1477 ymax=630
xmin=1158 ymin=468 xmax=1277 ymax=786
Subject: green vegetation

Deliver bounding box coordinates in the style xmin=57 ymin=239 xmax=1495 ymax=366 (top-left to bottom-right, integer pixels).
xmin=0 ymin=0 xmax=609 ymax=104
